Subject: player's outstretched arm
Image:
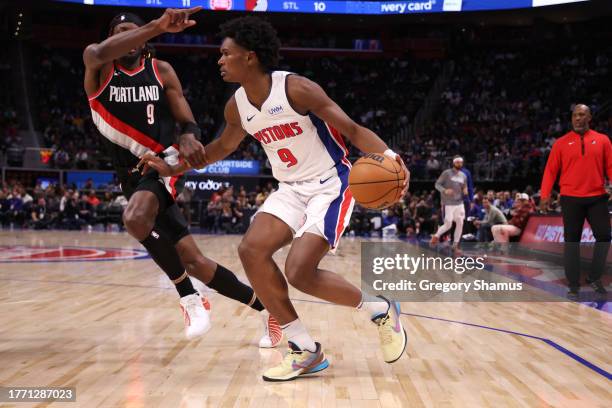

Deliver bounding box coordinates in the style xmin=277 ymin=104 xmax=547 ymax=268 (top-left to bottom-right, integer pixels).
xmin=82 ymin=7 xmax=202 ymax=70
xmin=137 ymin=96 xmax=246 ymax=176
xmin=287 ymin=75 xmax=409 ymax=194
xmin=202 ymin=96 xmax=248 ymax=164
xmin=156 ymin=60 xmax=207 ymax=168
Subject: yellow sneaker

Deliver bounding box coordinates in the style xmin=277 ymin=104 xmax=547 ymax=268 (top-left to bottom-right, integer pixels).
xmin=373 ymin=296 xmax=407 ymax=363
xmin=262 ymin=342 xmax=329 ymax=382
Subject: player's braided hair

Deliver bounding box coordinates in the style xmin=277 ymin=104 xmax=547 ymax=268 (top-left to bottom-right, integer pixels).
xmin=219 ymin=16 xmax=280 ymax=72
xmin=108 ymin=12 xmax=156 ymax=59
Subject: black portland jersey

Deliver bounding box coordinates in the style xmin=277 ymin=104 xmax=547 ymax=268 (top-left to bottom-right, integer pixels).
xmin=88 ymin=57 xmax=175 ymax=169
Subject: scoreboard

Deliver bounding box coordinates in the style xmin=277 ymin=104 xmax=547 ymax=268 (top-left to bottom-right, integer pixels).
xmin=55 ymin=0 xmax=590 ymax=15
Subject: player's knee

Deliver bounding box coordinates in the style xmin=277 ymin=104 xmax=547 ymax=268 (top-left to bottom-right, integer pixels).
xmin=123 ymin=208 xmax=153 ymax=240
xmin=285 ymin=260 xmax=315 ymax=291
xmin=238 ymin=238 xmax=265 ymax=264
xmin=238 ymin=239 xmax=258 ymax=263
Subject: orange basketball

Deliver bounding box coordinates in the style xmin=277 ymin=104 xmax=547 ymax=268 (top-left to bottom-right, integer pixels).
xmin=348 ymin=153 xmax=407 ymax=210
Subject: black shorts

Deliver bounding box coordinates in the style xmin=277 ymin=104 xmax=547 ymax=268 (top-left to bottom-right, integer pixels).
xmin=122 ymin=170 xmax=190 ymax=245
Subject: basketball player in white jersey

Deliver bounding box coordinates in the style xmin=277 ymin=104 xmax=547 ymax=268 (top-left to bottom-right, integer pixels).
xmin=141 ymin=16 xmax=409 ymax=382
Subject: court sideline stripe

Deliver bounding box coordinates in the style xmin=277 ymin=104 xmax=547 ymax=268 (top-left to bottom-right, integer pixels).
xmin=291 ymin=297 xmax=612 ymax=381
xmin=0 ymin=276 xmax=608 ymax=381
xmin=398 ymin=310 xmax=611 ymax=381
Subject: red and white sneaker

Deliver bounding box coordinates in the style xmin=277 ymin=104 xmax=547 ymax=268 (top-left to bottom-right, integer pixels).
xmin=258 ymin=310 xmax=282 ymax=348
xmin=179 ymin=293 xmax=211 ymax=339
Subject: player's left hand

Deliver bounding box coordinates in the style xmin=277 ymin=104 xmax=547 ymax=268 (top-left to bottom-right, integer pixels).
xmin=154 ymin=7 xmax=202 ymax=34
xmin=178 ymin=133 xmax=207 ymax=168
xmin=396 ymin=155 xmax=410 ymax=200
xmin=137 ymin=152 xmax=174 ymax=177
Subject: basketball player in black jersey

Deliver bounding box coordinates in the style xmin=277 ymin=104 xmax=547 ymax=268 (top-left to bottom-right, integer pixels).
xmin=83 ymin=7 xmax=282 ymax=347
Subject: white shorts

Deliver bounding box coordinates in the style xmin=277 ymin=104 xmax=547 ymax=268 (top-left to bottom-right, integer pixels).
xmin=443 ymin=204 xmax=465 ymax=223
xmin=257 ymin=165 xmax=354 ymax=253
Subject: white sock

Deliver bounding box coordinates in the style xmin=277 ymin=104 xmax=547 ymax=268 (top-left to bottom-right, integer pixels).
xmin=357 ymin=293 xmax=389 ymax=319
xmin=281 ymin=319 xmax=316 ymax=352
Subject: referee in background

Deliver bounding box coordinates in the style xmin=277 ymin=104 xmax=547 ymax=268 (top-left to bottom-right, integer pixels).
xmin=540 ymin=104 xmax=611 ymax=300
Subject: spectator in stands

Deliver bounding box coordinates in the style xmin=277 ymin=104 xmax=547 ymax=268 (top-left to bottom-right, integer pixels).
xmin=474 ymin=197 xmax=507 ymax=242
xmin=491 ymin=193 xmax=533 ymax=242
xmin=30 ymin=197 xmax=53 ymax=230
xmin=255 ymin=186 xmax=269 ymax=207
xmin=498 ymin=191 xmax=514 ymax=215
xmin=219 ymin=200 xmax=236 ymax=233
xmin=416 ymin=196 xmax=436 ymax=237
xmin=20 ymin=187 xmax=33 ymax=209
xmin=53 ymin=148 xmax=71 ymax=169
xmin=60 ymin=190 xmax=81 ymax=230
xmin=7 ymin=188 xmax=25 ymax=227
xmin=382 ymin=207 xmax=399 ymax=229
xmin=176 ymin=186 xmax=194 ymax=227
xmin=426 ymin=155 xmax=440 ymax=179
xmin=87 ymin=190 xmax=100 ymax=208
xmin=76 ymin=192 xmax=93 ymax=228
xmin=75 ymin=149 xmax=89 ymax=169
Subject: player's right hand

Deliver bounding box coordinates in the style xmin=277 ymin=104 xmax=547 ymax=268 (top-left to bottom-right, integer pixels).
xmin=444 ymin=188 xmax=453 ymax=196
xmin=395 ymin=154 xmax=410 ymax=199
xmin=154 ymin=7 xmax=202 ymax=33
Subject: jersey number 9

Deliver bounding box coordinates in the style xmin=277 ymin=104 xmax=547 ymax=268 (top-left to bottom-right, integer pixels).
xmin=277 ymin=148 xmax=297 ymax=168
xmin=147 ymin=104 xmax=154 ymax=125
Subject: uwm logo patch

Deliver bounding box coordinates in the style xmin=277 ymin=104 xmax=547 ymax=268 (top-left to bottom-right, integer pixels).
xmin=0 ymin=246 xmax=149 ymax=263
xmin=268 ymin=105 xmax=284 ymax=115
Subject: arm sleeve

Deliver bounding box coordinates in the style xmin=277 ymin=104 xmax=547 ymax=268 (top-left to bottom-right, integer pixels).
xmin=540 ymin=141 xmax=561 ymax=199
xmin=435 ymin=171 xmax=447 ymax=194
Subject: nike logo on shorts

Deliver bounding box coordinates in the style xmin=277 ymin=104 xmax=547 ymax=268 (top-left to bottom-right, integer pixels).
xmin=320 ymin=176 xmax=333 ymax=184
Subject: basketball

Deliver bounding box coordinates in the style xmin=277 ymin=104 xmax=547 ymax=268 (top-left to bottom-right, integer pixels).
xmin=349 ymin=153 xmax=407 ymax=209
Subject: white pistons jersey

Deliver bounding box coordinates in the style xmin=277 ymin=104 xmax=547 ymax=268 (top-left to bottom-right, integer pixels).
xmin=234 ymin=71 xmax=351 ymax=182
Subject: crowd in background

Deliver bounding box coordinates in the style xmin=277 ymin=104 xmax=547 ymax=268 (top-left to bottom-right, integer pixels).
xmin=27 ymin=48 xmax=437 ymax=170
xmin=1 ymin=173 xmax=557 ymax=243
xmin=409 ymin=45 xmax=612 ymax=181
xmin=0 ymin=179 xmax=125 ymax=231
xmin=2 ymin=25 xmax=611 ymax=242
xmin=14 ymin=43 xmax=612 ymax=183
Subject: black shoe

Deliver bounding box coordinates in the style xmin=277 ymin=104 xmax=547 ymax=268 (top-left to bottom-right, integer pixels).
xmin=567 ymin=288 xmax=580 ymax=301
xmin=586 ymin=279 xmax=607 ymax=294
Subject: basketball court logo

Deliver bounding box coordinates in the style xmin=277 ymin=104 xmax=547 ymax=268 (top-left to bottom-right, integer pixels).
xmin=0 ymin=246 xmax=149 ymax=263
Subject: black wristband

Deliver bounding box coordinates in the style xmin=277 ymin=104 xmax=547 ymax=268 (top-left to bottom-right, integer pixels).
xmin=180 ymin=122 xmax=202 ymax=141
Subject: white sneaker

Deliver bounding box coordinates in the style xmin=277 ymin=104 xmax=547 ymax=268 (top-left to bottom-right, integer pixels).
xmin=179 ymin=293 xmax=211 ymax=339
xmin=258 ymin=310 xmax=282 ymax=348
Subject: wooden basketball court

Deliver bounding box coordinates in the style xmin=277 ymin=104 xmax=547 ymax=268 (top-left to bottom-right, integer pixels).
xmin=0 ymin=230 xmax=610 ymax=407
